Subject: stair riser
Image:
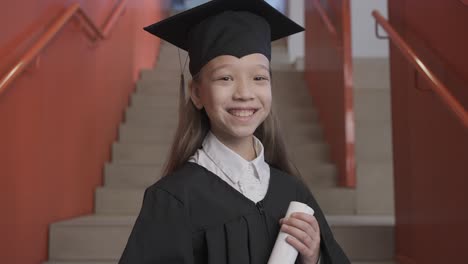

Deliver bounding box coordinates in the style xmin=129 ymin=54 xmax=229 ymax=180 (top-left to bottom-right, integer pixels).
xmin=104 ymin=164 xmax=163 ymax=188
xmin=140 ymin=67 xmax=190 ymax=82
xmin=334 ymin=226 xmax=394 ymax=261
xmin=353 ymin=58 xmax=390 ymax=90
xmin=119 ymin=125 xmax=176 ymax=144
xmin=112 ymin=144 xmax=170 ymax=165
xmin=49 ymin=225 xmax=131 ymax=260
xmin=136 ymin=79 xmax=180 ymax=90
xmin=355 ymin=123 xmax=392 ymax=162
xmin=353 ymin=90 xmax=391 ymax=122
xmin=124 ymin=109 xmax=179 ymax=127
xmin=289 ymin=143 xmax=330 ymax=163
xmin=130 ymin=94 xmax=178 ymax=109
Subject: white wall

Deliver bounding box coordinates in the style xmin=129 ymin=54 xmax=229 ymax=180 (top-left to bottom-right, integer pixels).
xmin=184 ymin=0 xmax=286 ymax=12
xmin=351 ymin=0 xmax=389 ymax=58
xmin=287 ymin=0 xmax=305 ymax=63
xmin=266 ymin=0 xmax=287 ymax=14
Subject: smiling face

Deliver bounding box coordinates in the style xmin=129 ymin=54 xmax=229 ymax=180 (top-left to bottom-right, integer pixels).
xmin=189 ymin=53 xmax=272 ymax=143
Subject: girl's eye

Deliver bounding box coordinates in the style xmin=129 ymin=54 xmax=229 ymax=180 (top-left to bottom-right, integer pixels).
xmin=218 ymin=76 xmax=232 ymax=81
xmin=254 ymin=76 xmax=269 ymax=81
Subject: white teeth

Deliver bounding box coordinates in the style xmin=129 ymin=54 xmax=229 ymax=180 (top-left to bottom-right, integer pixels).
xmin=229 ymin=110 xmax=255 ymax=117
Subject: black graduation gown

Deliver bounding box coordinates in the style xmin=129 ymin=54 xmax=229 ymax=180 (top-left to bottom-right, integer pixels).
xmin=119 ymin=162 xmax=350 ymax=264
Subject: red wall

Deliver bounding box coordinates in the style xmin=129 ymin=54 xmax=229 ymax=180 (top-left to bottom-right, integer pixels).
xmin=0 ymin=1 xmax=167 ymax=263
xmin=388 ymin=0 xmax=468 ymax=263
xmin=304 ymin=0 xmax=356 ymax=187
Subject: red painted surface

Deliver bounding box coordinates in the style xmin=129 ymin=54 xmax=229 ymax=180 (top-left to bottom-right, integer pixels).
xmin=388 ymin=0 xmax=468 ymax=262
xmin=305 ymin=0 xmax=356 ymax=187
xmin=0 ymin=1 xmax=167 ymax=263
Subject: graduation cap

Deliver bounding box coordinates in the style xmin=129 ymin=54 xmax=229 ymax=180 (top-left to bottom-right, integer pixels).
xmin=143 ymin=0 xmax=304 ymax=77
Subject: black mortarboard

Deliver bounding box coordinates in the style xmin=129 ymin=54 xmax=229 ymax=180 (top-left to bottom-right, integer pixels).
xmin=143 ymin=0 xmax=304 ymax=76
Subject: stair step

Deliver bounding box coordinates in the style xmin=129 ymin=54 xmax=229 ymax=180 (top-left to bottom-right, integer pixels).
xmin=309 ymin=187 xmax=356 ymax=215
xmin=48 ymin=215 xmax=134 ymax=261
xmin=273 ymin=96 xmax=313 ymax=108
xmin=124 ymin=107 xmax=179 ymax=127
xmin=282 ymin=122 xmax=323 ymax=140
xmin=104 ymin=164 xmax=163 ymax=188
xmin=353 ymin=58 xmax=390 ymax=90
xmin=355 ymin=121 xmax=393 ymax=162
xmin=356 ymin=162 xmax=394 ymax=215
xmin=94 ymin=186 xmax=354 ymax=215
xmin=139 ymin=69 xmax=183 ymax=83
xmin=94 ymin=188 xmax=144 ymax=214
xmin=112 ymin=143 xmax=170 ymax=165
xmin=48 ymin=215 xmax=392 ymax=261
xmin=354 ymin=89 xmax=391 ymax=122
xmin=289 ymin=142 xmax=330 ymax=163
xmin=296 ymin=162 xmax=337 ymax=187
xmin=276 ymin=107 xmax=318 ymax=122
xmin=118 ymin=123 xmax=176 ymax=144
xmin=130 ymin=93 xmax=178 ymax=109
xmin=327 ymin=215 xmax=395 ymax=261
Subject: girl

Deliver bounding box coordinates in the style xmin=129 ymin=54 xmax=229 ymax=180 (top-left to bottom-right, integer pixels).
xmin=119 ymin=0 xmax=349 ymax=263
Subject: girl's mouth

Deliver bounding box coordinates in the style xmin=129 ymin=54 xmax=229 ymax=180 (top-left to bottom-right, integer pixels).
xmin=228 ymin=109 xmax=256 ymax=117
xmin=227 ymin=108 xmax=259 ymax=119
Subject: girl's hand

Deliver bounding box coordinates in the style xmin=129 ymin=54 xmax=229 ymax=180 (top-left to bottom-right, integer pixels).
xmin=279 ymin=212 xmax=321 ymax=264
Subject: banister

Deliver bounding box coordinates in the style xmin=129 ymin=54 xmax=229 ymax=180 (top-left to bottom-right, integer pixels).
xmin=312 ymin=0 xmax=338 ymax=41
xmin=372 ymin=11 xmax=468 ymax=129
xmin=0 ymin=0 xmax=127 ymax=97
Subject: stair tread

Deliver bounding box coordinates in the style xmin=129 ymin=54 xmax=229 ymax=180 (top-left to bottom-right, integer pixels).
xmin=326 ymin=215 xmax=395 ymax=226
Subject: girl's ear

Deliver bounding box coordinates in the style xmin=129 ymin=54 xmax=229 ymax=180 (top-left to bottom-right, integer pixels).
xmin=189 ymin=80 xmax=204 ymax=110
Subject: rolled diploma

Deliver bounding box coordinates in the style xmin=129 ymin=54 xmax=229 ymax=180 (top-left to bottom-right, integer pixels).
xmin=267 ymin=201 xmax=315 ymax=264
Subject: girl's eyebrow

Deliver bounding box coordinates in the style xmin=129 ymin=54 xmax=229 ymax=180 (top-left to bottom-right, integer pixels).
xmin=209 ymin=63 xmax=270 ymax=75
xmin=256 ymin=64 xmax=270 ymax=72
xmin=209 ymin=64 xmax=233 ymax=75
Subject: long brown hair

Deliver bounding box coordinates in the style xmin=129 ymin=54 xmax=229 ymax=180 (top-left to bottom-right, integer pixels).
xmin=161 ymin=71 xmax=302 ymax=180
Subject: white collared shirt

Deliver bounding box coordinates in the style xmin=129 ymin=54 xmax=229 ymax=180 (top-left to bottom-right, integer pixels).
xmin=188 ymin=131 xmax=270 ymax=203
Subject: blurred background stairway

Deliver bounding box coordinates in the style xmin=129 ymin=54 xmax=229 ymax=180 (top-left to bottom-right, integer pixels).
xmin=45 ymin=39 xmax=395 ymax=264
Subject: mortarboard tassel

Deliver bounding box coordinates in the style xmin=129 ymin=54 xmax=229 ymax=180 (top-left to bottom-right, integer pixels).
xmin=179 ymin=73 xmax=185 ymax=111
xmin=178 ymin=48 xmax=189 ymax=118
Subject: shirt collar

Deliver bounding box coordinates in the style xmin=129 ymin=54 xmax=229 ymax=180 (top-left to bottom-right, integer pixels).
xmin=201 ymin=131 xmax=269 ymax=185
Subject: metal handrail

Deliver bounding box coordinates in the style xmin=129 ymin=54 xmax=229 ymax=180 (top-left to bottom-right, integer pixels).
xmin=312 ymin=0 xmax=339 ymax=40
xmin=0 ymin=0 xmax=127 ymax=97
xmin=372 ymin=11 xmax=468 ymax=129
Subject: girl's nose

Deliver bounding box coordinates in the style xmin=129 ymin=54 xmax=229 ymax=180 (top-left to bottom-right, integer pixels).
xmin=233 ymin=79 xmax=254 ymax=100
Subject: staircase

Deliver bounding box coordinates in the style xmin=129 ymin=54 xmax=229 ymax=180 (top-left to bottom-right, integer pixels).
xmin=45 ymin=41 xmax=395 ymax=264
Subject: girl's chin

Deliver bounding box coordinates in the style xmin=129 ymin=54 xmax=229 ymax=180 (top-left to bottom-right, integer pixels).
xmin=217 ymin=126 xmax=259 ymax=140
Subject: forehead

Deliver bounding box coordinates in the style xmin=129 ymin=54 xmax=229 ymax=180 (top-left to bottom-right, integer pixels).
xmin=203 ymin=54 xmax=270 ymax=72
